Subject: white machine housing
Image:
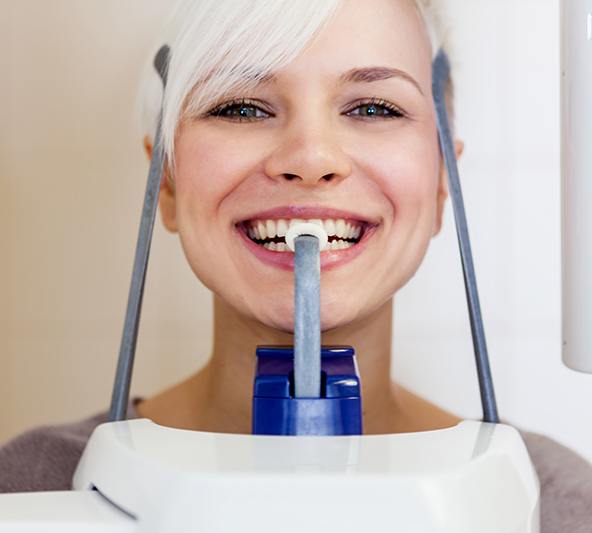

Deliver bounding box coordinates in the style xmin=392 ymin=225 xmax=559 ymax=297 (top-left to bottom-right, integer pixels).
xmin=0 ymin=419 xmax=540 ymax=533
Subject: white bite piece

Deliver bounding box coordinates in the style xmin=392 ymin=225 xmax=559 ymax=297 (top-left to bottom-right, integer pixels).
xmin=285 ymin=222 xmax=329 ymax=252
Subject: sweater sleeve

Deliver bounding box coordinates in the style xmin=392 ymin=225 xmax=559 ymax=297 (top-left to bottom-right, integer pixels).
xmin=522 ymin=432 xmax=592 ymax=533
xmin=0 ymin=413 xmax=106 ymax=493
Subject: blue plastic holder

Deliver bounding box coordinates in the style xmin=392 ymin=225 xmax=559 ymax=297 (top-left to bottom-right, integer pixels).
xmin=252 ymin=345 xmax=362 ymax=436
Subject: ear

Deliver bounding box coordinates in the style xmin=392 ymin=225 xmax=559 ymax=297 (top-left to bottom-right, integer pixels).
xmin=143 ymin=135 xmax=178 ymax=233
xmin=433 ymin=140 xmax=464 ymax=237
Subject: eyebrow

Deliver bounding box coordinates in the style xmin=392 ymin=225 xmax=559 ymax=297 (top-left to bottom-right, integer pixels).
xmin=339 ymin=67 xmax=424 ymax=96
xmin=242 ymin=66 xmax=424 ymax=96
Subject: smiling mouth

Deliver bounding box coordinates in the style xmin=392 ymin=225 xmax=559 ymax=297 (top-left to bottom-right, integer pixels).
xmin=238 ymin=218 xmax=368 ymax=252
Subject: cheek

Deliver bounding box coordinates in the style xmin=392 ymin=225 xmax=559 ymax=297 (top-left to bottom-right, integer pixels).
xmin=170 ymin=126 xmax=278 ymax=297
xmin=174 ymin=132 xmax=244 ymax=206
xmin=346 ymin=126 xmax=441 ymax=298
xmin=172 ymin=126 xmax=268 ymax=230
xmin=170 ymin=131 xmax=245 ymax=287
xmin=353 ymin=127 xmax=441 ymax=219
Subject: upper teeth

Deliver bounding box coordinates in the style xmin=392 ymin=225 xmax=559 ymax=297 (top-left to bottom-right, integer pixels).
xmin=248 ymin=219 xmax=362 ymax=241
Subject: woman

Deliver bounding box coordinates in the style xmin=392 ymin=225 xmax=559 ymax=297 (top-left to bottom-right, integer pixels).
xmin=1 ymin=0 xmax=591 ymax=530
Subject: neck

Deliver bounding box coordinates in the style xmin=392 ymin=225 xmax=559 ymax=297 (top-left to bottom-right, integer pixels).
xmin=208 ymin=295 xmax=395 ymax=432
xmin=137 ymin=296 xmax=460 ymax=434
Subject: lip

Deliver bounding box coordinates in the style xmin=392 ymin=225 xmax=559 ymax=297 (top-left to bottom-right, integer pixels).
xmin=235 ymin=206 xmax=380 ymax=271
xmin=234 ymin=205 xmax=381 ymax=226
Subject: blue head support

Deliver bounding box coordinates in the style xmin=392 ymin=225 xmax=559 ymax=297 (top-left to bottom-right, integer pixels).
xmin=108 ymin=45 xmax=499 ymax=428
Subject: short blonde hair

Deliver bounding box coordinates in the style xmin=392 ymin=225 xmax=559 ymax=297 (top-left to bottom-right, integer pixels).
xmin=137 ymin=0 xmax=449 ymax=172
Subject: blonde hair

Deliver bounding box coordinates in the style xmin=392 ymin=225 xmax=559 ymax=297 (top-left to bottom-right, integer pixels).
xmin=137 ymin=0 xmax=450 ymax=172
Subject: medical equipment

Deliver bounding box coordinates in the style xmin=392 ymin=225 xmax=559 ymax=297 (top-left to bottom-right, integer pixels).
xmin=10 ymin=7 xmax=585 ymax=527
xmin=561 ymin=0 xmax=592 ymax=373
xmin=253 ymin=225 xmax=363 ymax=436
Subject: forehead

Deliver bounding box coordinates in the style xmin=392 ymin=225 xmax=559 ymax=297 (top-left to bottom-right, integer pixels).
xmin=271 ymin=0 xmax=433 ymax=91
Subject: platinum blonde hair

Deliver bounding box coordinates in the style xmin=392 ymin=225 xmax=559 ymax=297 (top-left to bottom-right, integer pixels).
xmin=138 ymin=0 xmax=448 ymax=172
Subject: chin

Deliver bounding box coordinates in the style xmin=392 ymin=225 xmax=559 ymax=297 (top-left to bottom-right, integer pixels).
xmin=251 ymin=298 xmax=295 ymax=334
xmin=253 ymin=298 xmax=362 ymax=336
xmin=319 ymin=303 xmax=360 ymax=333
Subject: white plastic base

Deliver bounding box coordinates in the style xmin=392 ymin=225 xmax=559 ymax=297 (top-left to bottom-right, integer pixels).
xmin=0 ymin=491 xmax=134 ymax=532
xmin=0 ymin=419 xmax=540 ymax=533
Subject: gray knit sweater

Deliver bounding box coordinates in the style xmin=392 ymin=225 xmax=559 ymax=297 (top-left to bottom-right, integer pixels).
xmin=0 ymin=410 xmax=591 ymax=531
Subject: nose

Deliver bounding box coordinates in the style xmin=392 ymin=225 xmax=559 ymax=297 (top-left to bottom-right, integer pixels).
xmin=264 ymin=121 xmax=352 ymax=186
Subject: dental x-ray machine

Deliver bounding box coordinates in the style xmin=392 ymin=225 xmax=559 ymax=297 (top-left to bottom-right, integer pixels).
xmin=1 ymin=2 xmax=589 ymax=530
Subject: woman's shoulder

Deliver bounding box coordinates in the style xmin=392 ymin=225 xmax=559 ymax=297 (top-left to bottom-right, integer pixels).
xmin=521 ymin=431 xmax=592 ymax=532
xmin=0 ymin=410 xmax=107 ymax=493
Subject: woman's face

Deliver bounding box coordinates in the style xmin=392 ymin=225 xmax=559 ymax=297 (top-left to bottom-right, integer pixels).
xmin=160 ymin=0 xmax=452 ymax=332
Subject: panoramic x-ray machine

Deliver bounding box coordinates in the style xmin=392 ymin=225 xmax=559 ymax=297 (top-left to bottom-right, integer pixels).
xmin=0 ymin=2 xmax=589 ymax=530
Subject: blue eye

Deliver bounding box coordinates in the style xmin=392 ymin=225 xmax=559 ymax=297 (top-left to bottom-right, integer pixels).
xmin=347 ymin=99 xmax=406 ymax=119
xmin=209 ymin=100 xmax=271 ymax=121
xmin=207 ymin=97 xmax=406 ymax=122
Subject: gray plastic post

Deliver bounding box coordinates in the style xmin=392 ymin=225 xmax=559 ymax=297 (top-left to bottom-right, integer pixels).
xmin=108 ymin=45 xmax=170 ymax=422
xmin=108 ymin=119 xmax=164 ymax=422
xmin=294 ymin=235 xmax=322 ymax=398
xmin=432 ymin=49 xmax=499 ymax=424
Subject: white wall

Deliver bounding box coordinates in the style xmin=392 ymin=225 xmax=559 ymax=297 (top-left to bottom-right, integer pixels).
xmin=2 ymin=0 xmax=590 ymax=462
xmin=396 ymin=0 xmax=592 ymax=462
xmin=0 ymin=0 xmax=211 ymax=441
